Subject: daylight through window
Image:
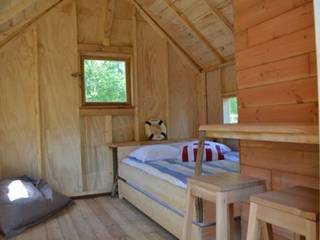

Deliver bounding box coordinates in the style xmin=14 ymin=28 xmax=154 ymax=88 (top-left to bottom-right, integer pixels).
xmin=223 ymin=97 xmax=238 ymax=124
xmin=81 ymin=56 xmax=130 ymax=106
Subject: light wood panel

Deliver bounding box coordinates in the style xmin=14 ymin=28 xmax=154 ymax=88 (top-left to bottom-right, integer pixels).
xmin=80 ymin=116 xmax=113 ymax=193
xmin=0 ymin=0 xmax=37 ymax=24
xmin=206 ymin=70 xmax=223 ymax=124
xmin=112 ymin=116 xmax=135 ymax=142
xmin=0 ymin=27 xmax=40 ymax=178
xmin=38 ymin=0 xmax=82 ymax=194
xmin=136 ymin=19 xmax=169 ymax=140
xmin=0 ymin=0 xmax=62 ymax=48
xmin=314 ymin=0 xmax=320 ymax=142
xmin=76 ymin=0 xmax=133 ymax=46
xmin=233 ymin=1 xmax=319 ymax=239
xmin=76 ymin=0 xmax=107 ymax=44
xmin=236 ymin=26 xmax=316 ymax=71
xmin=167 ymin=44 xmax=199 ymax=139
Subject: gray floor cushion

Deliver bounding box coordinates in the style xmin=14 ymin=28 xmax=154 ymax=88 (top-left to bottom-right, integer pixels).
xmin=0 ymin=176 xmax=72 ymax=238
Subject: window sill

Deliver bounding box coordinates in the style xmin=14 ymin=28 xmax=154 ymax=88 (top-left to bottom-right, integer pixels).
xmin=80 ymin=107 xmax=134 ymax=116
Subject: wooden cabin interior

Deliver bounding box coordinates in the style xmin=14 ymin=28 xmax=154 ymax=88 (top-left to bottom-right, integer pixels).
xmin=0 ymin=0 xmax=319 ymax=240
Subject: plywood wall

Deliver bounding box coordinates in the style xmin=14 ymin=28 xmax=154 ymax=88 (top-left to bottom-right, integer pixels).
xmin=136 ymin=19 xmax=169 ymax=139
xmin=0 ymin=27 xmax=40 ymax=179
xmin=233 ymin=1 xmax=319 ymax=239
xmin=38 ymin=0 xmax=82 ymax=194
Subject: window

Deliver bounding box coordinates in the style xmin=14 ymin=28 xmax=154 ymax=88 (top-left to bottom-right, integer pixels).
xmin=81 ymin=56 xmax=131 ymax=107
xmin=223 ymin=97 xmax=238 ymax=124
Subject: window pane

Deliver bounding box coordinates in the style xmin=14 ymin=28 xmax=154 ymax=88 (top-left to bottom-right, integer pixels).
xmin=223 ymin=97 xmax=238 ymax=124
xmin=83 ymin=59 xmax=127 ymax=103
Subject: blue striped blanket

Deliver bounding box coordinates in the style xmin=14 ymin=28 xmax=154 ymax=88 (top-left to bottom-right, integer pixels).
xmin=122 ymin=157 xmax=240 ymax=188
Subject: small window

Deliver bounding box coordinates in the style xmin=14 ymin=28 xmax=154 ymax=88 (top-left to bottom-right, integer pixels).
xmin=81 ymin=56 xmax=131 ymax=107
xmin=223 ymin=97 xmax=238 ymax=124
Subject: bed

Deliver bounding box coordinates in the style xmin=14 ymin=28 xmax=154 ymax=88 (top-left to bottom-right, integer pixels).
xmin=116 ymin=140 xmax=240 ymax=240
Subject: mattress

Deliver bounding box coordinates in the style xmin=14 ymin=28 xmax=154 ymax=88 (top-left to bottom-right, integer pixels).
xmin=122 ymin=157 xmax=240 ymax=189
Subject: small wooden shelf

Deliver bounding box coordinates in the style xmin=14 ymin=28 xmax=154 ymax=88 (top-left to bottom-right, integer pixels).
xmin=199 ymin=123 xmax=319 ymax=144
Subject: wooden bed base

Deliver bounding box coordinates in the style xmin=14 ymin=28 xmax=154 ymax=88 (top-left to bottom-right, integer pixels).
xmin=118 ymin=179 xmax=215 ymax=240
xmin=115 ymin=141 xmax=241 ymax=239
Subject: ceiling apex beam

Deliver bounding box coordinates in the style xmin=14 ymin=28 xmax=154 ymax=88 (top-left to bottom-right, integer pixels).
xmin=161 ymin=0 xmax=226 ymax=63
xmin=129 ymin=0 xmax=203 ymax=72
xmin=104 ymin=0 xmax=116 ymax=46
xmin=202 ymin=0 xmax=233 ymax=32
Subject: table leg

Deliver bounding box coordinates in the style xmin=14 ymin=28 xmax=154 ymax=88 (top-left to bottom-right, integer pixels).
xmin=217 ymin=192 xmax=231 ymax=240
xmin=247 ymin=203 xmax=261 ymax=240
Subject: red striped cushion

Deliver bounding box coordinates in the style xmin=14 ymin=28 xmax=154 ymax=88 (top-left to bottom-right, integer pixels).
xmin=181 ymin=143 xmax=225 ymax=162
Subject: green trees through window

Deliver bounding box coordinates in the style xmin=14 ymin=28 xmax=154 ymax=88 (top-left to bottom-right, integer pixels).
xmin=83 ymin=58 xmax=128 ymax=104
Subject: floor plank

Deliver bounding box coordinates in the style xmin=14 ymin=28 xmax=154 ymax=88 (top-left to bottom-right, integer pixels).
xmin=0 ymin=196 xmax=178 ymax=240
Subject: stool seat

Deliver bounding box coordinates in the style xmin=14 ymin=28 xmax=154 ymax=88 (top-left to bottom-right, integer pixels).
xmin=251 ymin=186 xmax=319 ymax=221
xmin=247 ymin=186 xmax=319 ymax=240
xmin=182 ymin=173 xmax=265 ymax=240
xmin=189 ymin=173 xmax=265 ymax=192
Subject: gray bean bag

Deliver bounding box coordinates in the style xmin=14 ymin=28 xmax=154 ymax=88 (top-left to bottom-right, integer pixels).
xmin=0 ymin=176 xmax=72 ymax=238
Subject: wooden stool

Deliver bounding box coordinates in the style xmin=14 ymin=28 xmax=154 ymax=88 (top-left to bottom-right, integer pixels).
xmin=247 ymin=186 xmax=319 ymax=240
xmin=182 ymin=173 xmax=265 ymax=240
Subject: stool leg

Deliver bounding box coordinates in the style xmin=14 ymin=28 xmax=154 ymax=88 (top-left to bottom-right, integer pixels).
xmin=305 ymin=220 xmax=318 ymax=240
xmin=182 ymin=185 xmax=195 ymax=240
xmin=229 ymin=203 xmax=235 ymax=239
xmin=216 ymin=192 xmax=231 ymax=240
xmin=261 ymin=222 xmax=273 ymax=240
xmin=246 ymin=203 xmax=260 ymax=240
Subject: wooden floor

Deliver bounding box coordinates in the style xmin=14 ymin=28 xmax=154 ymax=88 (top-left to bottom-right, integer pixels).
xmin=1 ymin=196 xmax=177 ymax=240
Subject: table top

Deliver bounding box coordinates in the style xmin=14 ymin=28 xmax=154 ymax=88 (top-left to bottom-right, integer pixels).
xmin=188 ymin=173 xmax=265 ymax=192
xmin=251 ymin=186 xmax=319 ymax=221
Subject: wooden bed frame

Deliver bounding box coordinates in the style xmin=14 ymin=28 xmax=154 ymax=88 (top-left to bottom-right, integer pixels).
xmin=115 ymin=124 xmax=318 ymax=240
xmin=114 ymin=140 xmax=235 ymax=240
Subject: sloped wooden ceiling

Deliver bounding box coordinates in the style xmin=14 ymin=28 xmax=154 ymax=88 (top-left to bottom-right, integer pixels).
xmin=0 ymin=0 xmax=61 ymax=46
xmin=132 ymin=0 xmax=234 ymax=70
xmin=1 ymin=0 xmax=235 ymax=70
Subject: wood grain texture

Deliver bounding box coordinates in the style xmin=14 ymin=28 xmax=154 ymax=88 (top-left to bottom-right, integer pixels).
xmin=136 ymin=20 xmax=169 ymax=140
xmin=236 ymin=26 xmax=316 ymax=71
xmin=237 ymin=53 xmax=316 ymax=89
xmin=206 ymin=69 xmax=223 ymax=124
xmin=233 ymin=1 xmax=319 ymax=238
xmin=38 ymin=0 xmax=82 ymax=194
xmin=112 ymin=116 xmax=135 ymax=142
xmin=80 ymin=116 xmax=113 ymax=193
xmin=0 ymin=27 xmax=40 ymax=178
xmin=167 ymin=44 xmax=199 ymax=139
xmin=0 ymin=196 xmax=180 ymax=240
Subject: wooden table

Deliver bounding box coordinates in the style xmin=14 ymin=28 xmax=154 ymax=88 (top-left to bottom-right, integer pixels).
xmin=182 ymin=173 xmax=266 ymax=240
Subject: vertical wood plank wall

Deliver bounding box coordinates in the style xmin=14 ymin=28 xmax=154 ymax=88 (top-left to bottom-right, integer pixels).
xmin=38 ymin=0 xmax=82 ymax=195
xmin=0 ymin=0 xmax=203 ymax=195
xmin=233 ymin=0 xmax=319 ymax=239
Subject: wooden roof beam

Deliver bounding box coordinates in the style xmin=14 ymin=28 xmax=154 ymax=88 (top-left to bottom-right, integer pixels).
xmin=103 ymin=0 xmax=116 ymax=46
xmin=0 ymin=0 xmax=38 ymax=25
xmin=162 ymin=0 xmax=226 ymax=63
xmin=129 ymin=0 xmax=203 ymax=72
xmin=202 ymin=0 xmax=234 ymax=32
xmin=0 ymin=0 xmax=62 ymax=48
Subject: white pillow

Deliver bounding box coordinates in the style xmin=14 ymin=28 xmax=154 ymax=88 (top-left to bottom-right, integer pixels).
xmin=128 ymin=144 xmax=180 ymax=162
